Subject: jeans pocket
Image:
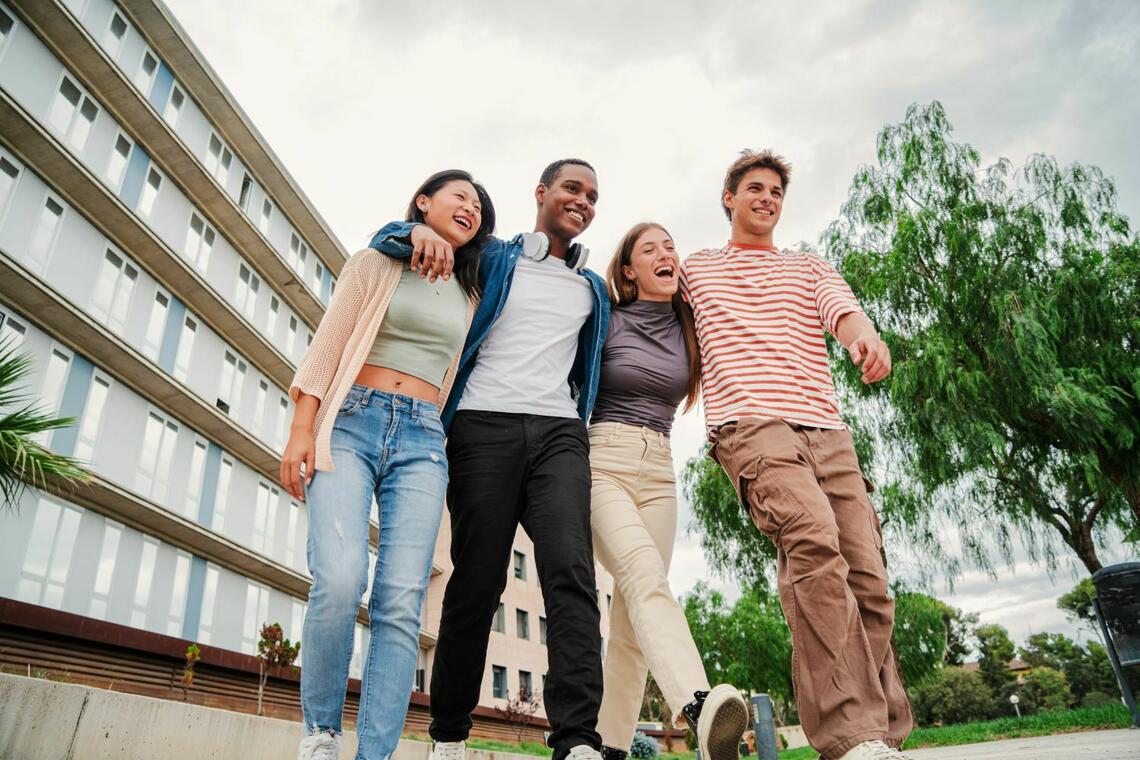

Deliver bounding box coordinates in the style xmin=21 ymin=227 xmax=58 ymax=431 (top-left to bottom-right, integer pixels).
xmin=417 ymin=409 xmax=446 ymax=440
xmin=338 ymin=388 xmax=366 ymax=417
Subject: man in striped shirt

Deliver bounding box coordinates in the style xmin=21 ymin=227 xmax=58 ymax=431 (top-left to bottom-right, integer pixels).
xmin=682 ymin=151 xmax=913 ymax=760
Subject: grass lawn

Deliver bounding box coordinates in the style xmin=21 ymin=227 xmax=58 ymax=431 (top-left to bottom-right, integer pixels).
xmin=407 ymin=705 xmax=1131 ymax=760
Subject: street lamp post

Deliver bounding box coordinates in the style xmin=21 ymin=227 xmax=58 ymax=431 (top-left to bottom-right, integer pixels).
xmin=1009 ymin=693 xmax=1021 ymax=719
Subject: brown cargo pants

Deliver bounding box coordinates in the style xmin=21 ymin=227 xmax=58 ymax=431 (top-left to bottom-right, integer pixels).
xmin=710 ymin=417 xmax=912 ymax=759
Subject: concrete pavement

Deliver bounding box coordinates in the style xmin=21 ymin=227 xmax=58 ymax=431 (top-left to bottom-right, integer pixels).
xmin=907 ymin=729 xmax=1139 ymax=759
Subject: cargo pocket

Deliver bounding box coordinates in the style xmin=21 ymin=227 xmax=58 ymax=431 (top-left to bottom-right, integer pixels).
xmin=738 ymin=457 xmax=807 ymax=547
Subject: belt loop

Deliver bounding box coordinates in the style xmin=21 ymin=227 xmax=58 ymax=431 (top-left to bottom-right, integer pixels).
xmin=362 ymin=387 xmax=374 ymax=406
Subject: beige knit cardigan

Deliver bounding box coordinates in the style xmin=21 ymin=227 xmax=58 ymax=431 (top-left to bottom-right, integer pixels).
xmin=289 ymin=248 xmax=474 ymax=472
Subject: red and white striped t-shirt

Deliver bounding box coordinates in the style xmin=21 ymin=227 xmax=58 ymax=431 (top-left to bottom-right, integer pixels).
xmin=681 ymin=242 xmax=864 ymax=433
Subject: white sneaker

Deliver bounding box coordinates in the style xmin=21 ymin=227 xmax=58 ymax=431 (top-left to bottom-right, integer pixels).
xmin=697 ymin=684 xmax=749 ymax=760
xmin=837 ymin=740 xmax=913 ymax=760
xmin=430 ymin=741 xmax=467 ymax=760
xmin=298 ymin=731 xmax=340 ymax=760
xmin=566 ymin=746 xmax=602 ymax=760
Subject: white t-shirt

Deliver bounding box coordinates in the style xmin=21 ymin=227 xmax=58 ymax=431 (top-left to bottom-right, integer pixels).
xmin=458 ymin=255 xmax=594 ymax=417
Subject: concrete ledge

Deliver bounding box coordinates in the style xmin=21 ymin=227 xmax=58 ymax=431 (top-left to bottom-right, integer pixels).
xmin=0 ymin=673 xmax=541 ymax=760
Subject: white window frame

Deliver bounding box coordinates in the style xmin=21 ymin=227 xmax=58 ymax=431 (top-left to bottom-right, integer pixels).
xmin=218 ymin=351 xmax=247 ymax=417
xmin=166 ymin=550 xmax=191 ymax=636
xmin=135 ymin=409 xmax=179 ymax=503
xmin=198 ymin=565 xmax=219 ymax=644
xmin=252 ymin=379 xmax=268 ymax=436
xmin=252 ymin=481 xmax=279 ymax=555
xmin=90 ymin=245 xmax=139 ymax=334
xmin=18 ymin=496 xmax=81 ymax=610
xmin=184 ymin=437 xmax=208 ymax=519
xmin=274 ymin=395 xmax=289 ymax=452
xmin=288 ymin=232 xmax=308 ymax=276
xmin=130 ymin=536 xmax=159 ymax=629
xmin=184 ymin=213 xmax=215 ymax=272
xmin=28 ymin=191 xmax=66 ymax=273
xmin=266 ymin=296 xmax=279 ymax=340
xmin=163 ymin=83 xmax=185 ymax=127
xmin=104 ymin=131 xmax=133 ymax=192
xmin=136 ymin=164 xmax=163 ymax=220
xmin=212 ymin=458 xmax=233 ymax=533
xmin=205 ymin=132 xmax=233 ymax=187
xmin=89 ymin=518 xmax=123 ymax=620
xmin=35 ymin=343 xmax=72 ymax=445
xmin=141 ymin=287 xmax=170 ymax=361
xmin=75 ymin=371 xmax=111 ymax=462
xmin=48 ymin=74 xmax=99 ymax=153
xmin=172 ymin=314 xmax=197 ymax=383
xmin=101 ymin=10 xmax=128 ymax=60
xmin=0 ymin=147 xmax=25 ymax=226
xmin=237 ymin=264 xmax=260 ymax=320
xmin=0 ymin=311 xmax=28 ymax=348
xmin=258 ymin=198 xmax=273 ymax=235
xmin=133 ymin=46 xmax=159 ymax=96
xmin=0 ymin=6 xmax=19 ymax=60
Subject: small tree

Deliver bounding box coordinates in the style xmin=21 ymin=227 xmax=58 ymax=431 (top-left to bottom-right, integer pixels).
xmin=256 ymin=622 xmax=300 ymax=716
xmin=975 ymin=624 xmax=1016 ymax=693
xmin=893 ymin=591 xmax=949 ymax=686
xmin=494 ymin=685 xmax=542 ymax=743
xmin=1057 ymin=578 xmax=1099 ymax=632
xmin=0 ymin=339 xmax=89 ymax=512
xmin=1021 ymin=667 xmax=1073 ymax=712
xmin=182 ymin=644 xmax=200 ymax=701
xmin=630 ymin=731 xmax=660 ymax=760
xmin=910 ymin=667 xmax=994 ymax=726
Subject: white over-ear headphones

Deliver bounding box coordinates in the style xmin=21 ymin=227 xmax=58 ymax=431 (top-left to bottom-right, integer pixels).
xmin=518 ymin=232 xmax=590 ymax=272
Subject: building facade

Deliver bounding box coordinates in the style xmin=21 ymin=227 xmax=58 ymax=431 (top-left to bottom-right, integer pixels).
xmin=0 ymin=0 xmax=613 ymax=728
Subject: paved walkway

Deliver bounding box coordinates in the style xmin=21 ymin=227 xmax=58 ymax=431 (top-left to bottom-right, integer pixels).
xmin=907 ymin=729 xmax=1139 ymax=759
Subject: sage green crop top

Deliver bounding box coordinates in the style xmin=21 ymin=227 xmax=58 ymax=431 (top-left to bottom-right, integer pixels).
xmin=364 ymin=265 xmax=468 ymax=385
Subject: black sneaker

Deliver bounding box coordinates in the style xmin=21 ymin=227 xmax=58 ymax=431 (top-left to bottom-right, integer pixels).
xmin=682 ymin=685 xmax=749 ymax=760
xmin=601 ymin=747 xmax=628 ymax=760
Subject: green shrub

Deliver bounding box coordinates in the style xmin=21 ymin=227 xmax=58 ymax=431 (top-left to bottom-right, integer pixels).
xmin=993 ymin=680 xmax=1037 ymax=718
xmin=1079 ymin=690 xmax=1116 ymax=708
xmin=911 ymin=667 xmax=994 ymax=726
xmin=1021 ymin=667 xmax=1072 ymax=712
xmin=630 ymin=732 xmax=659 ymax=760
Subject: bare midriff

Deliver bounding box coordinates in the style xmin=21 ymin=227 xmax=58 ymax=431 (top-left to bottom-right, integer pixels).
xmin=354 ymin=364 xmax=440 ymax=404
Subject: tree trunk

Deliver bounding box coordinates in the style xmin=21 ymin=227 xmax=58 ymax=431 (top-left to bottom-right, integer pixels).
xmin=1069 ymin=522 xmax=1104 ymax=575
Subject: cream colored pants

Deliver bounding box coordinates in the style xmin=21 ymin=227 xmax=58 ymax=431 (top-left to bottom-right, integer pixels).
xmin=589 ymin=422 xmax=710 ymax=748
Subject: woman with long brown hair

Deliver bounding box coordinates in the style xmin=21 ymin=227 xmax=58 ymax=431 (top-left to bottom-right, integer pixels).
xmin=590 ymin=223 xmax=748 ymax=760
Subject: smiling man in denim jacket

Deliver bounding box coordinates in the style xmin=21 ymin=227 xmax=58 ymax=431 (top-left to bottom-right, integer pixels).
xmin=370 ymin=159 xmax=611 ymax=760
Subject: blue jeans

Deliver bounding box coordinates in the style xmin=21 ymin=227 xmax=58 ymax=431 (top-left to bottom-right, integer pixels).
xmin=301 ymin=386 xmax=448 ymax=760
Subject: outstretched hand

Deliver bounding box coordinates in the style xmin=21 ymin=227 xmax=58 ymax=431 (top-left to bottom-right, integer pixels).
xmin=410 ymin=225 xmax=454 ymax=282
xmin=848 ymin=334 xmax=892 ymax=384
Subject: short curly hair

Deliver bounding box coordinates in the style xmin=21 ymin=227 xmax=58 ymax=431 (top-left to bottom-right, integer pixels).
xmin=539 ymin=158 xmax=595 ymax=187
xmin=722 ymin=149 xmax=791 ymax=220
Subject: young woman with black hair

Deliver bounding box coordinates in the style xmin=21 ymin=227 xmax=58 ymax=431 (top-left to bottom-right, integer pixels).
xmin=282 ymin=170 xmax=494 ymax=760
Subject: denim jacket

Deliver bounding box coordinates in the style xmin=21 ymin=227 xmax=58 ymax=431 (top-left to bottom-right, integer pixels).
xmin=369 ymin=222 xmax=612 ymax=430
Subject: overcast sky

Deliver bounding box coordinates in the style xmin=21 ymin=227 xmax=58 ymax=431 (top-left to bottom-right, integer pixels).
xmin=165 ymin=0 xmax=1140 ymax=649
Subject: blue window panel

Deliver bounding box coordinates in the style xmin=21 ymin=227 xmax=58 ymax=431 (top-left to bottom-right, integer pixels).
xmin=196 ymin=442 xmax=223 ymax=528
xmin=148 ymin=63 xmax=174 ymax=113
xmin=156 ymin=297 xmax=186 ymax=373
xmin=321 ymin=267 xmax=333 ymax=305
xmin=50 ymin=353 xmax=95 ymax=457
xmin=119 ymin=146 xmax=151 ymax=209
xmin=181 ymin=555 xmax=208 ymax=641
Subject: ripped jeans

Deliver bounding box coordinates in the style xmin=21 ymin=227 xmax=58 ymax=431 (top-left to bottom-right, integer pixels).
xmin=301 ymin=386 xmax=448 ymax=760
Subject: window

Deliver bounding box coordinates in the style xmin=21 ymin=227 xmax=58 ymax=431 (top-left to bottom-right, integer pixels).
xmin=239 ymin=173 xmax=252 ymax=211
xmin=48 ymin=76 xmax=98 ymax=151
xmin=0 ymin=9 xmax=13 ymax=45
xmin=288 ymin=233 xmax=308 ymax=276
xmin=258 ymin=199 xmax=273 ymax=235
xmin=75 ymin=374 xmax=110 ymax=461
xmin=134 ymin=49 xmax=158 ymax=95
xmin=171 ymin=316 xmax=196 ymax=382
xmin=284 ymin=500 xmax=301 ymax=568
xmin=513 ymin=550 xmax=527 ymax=581
xmin=0 ymin=313 xmax=27 ymax=348
xmin=102 ymin=12 xmax=128 ymax=58
xmin=18 ymin=497 xmax=81 ymax=609
xmin=252 ymin=482 xmax=278 ymax=555
xmin=218 ymin=352 xmax=247 ymax=416
xmin=287 ymin=316 xmax=298 ymax=355
xmin=539 ymin=616 xmax=547 ymax=646
xmin=492 ymin=665 xmax=507 ymax=699
xmin=198 ymin=566 xmax=219 ymax=644
xmin=267 ymin=296 xmax=279 ymax=338
xmin=607 ymin=593 xmax=613 ymax=612
xmin=89 ymin=520 xmax=122 ymax=619
xmin=130 ymin=536 xmax=158 ymax=628
xmin=306 ymin=330 xmax=313 ymax=348
xmin=136 ymin=412 xmax=178 ymax=502
xmin=104 ymin=133 xmax=132 ymax=190
xmin=142 ymin=290 xmax=169 ymax=361
xmin=516 ymin=609 xmax=530 ymax=640
xmin=206 ymin=133 xmax=232 ymax=186
xmin=414 ymin=668 xmax=425 ymax=693
xmin=137 ymin=166 xmax=162 ymax=218
xmin=1 ymin=154 xmax=22 ymax=214
xmin=184 ymin=440 xmax=207 ymax=518
xmin=492 ymin=603 xmax=505 ymax=633
xmin=312 ymin=261 xmax=324 ymax=294
xmin=29 ymin=196 xmax=64 ymax=271
xmin=241 ymin=582 xmax=270 ymax=655
xmin=90 ymin=248 xmax=138 ymax=333
xmin=237 ymin=264 xmax=260 ymax=319
xmin=212 ymin=458 xmax=233 ymax=532
xmin=274 ymin=396 xmax=289 ymax=452
xmin=166 ymin=551 xmax=191 ymax=636
xmin=184 ymin=214 xmax=215 ymax=271
xmin=163 ymin=85 xmax=185 ymax=126
xmin=519 ymin=670 xmax=532 ymax=696
xmin=252 ymin=380 xmax=268 ymax=436
xmin=36 ymin=347 xmax=70 ymax=444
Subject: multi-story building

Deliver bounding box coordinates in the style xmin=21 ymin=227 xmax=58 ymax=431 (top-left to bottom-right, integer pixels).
xmin=0 ymin=0 xmax=613 ymax=731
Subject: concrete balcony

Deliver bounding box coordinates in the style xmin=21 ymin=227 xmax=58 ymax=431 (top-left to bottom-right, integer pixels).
xmin=6 ymin=0 xmax=344 ymax=330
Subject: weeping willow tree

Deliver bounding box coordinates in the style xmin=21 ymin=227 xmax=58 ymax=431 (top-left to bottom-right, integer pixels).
xmin=823 ymin=101 xmax=1139 ymax=574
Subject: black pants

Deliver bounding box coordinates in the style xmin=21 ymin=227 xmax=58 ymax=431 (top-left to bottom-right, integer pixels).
xmin=429 ymin=411 xmax=603 ymax=758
